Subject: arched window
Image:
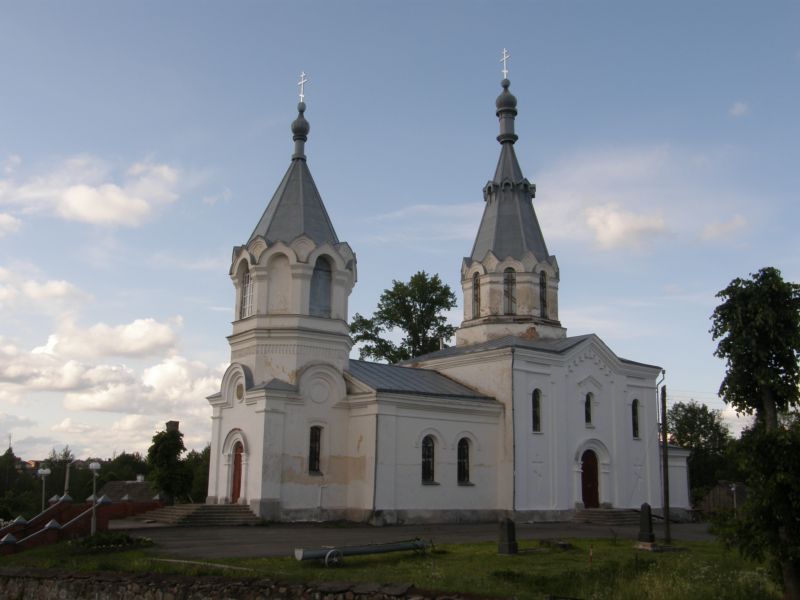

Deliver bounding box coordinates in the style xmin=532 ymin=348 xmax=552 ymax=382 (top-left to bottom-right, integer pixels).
xmin=239 ymin=267 xmax=254 ymax=319
xmin=584 ymin=392 xmax=593 ymax=425
xmin=540 ymin=271 xmax=548 ymax=319
xmin=631 ymin=399 xmax=640 ymax=438
xmin=309 ymin=426 xmax=322 ymax=474
xmin=457 ymin=438 xmax=470 ymax=484
xmin=421 ymin=435 xmax=435 ymax=483
xmin=503 ymin=268 xmax=516 ymax=315
xmin=532 ymin=389 xmax=542 ymax=432
xmin=309 ymin=257 xmax=332 ymax=317
xmin=472 ymin=272 xmax=481 ymax=318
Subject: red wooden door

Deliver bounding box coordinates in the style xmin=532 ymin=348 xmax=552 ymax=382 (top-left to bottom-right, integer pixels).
xmin=581 ymin=450 xmax=599 ymax=508
xmin=231 ymin=442 xmax=243 ymax=504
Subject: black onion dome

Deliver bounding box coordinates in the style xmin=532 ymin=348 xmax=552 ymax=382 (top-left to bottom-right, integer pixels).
xmin=291 ymin=102 xmax=309 ymax=138
xmin=495 ymin=79 xmax=517 ymax=112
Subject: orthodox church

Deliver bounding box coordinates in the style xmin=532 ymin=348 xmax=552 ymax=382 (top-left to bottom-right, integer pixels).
xmin=205 ymin=70 xmax=690 ymax=523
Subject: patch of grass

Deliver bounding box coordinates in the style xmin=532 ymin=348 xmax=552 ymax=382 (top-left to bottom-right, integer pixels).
xmin=1 ymin=538 xmax=782 ymax=599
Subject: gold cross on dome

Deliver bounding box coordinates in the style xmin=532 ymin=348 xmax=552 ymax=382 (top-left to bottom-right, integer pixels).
xmin=298 ymin=71 xmax=308 ymax=102
xmin=500 ymin=48 xmax=510 ymax=79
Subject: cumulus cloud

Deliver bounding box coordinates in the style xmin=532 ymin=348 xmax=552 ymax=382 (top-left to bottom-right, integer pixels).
xmin=0 ymin=155 xmax=181 ymax=226
xmin=51 ymin=417 xmax=92 ymax=434
xmin=0 ymin=213 xmax=21 ymax=237
xmin=64 ymin=355 xmax=221 ymax=414
xmin=34 ymin=317 xmax=181 ymax=359
xmin=728 ymin=102 xmax=749 ymax=118
xmin=700 ymin=214 xmax=747 ymax=240
xmin=584 ymin=204 xmax=666 ymax=249
xmin=0 ymin=267 xmax=90 ymax=313
xmin=535 ymin=144 xmax=751 ymax=250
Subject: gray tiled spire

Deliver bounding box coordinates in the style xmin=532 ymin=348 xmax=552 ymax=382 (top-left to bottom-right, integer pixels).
xmin=249 ymin=102 xmax=339 ymax=246
xmin=469 ymin=79 xmax=549 ymax=262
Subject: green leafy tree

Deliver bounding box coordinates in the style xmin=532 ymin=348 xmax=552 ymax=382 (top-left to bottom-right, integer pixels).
xmin=711 ymin=266 xmax=800 ymax=430
xmin=350 ymin=271 xmax=457 ymax=363
xmin=147 ymin=427 xmax=191 ymax=503
xmin=667 ymin=401 xmax=733 ymax=505
xmin=710 ymin=267 xmax=800 ymax=596
xmin=185 ymin=445 xmax=210 ymax=503
xmin=0 ymin=448 xmax=37 ymax=520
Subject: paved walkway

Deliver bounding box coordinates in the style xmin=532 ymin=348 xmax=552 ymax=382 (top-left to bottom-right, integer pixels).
xmin=112 ymin=520 xmax=714 ymax=559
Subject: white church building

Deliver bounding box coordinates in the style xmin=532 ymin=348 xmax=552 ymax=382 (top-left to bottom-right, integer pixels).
xmin=205 ymin=72 xmax=690 ymax=523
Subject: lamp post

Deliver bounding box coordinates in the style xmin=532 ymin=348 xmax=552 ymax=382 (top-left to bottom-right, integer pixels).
xmin=37 ymin=467 xmax=51 ymax=512
xmin=88 ymin=462 xmax=101 ymax=535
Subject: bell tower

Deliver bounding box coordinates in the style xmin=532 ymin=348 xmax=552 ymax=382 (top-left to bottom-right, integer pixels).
xmin=456 ymin=62 xmax=564 ymax=346
xmin=227 ymin=97 xmax=357 ymax=383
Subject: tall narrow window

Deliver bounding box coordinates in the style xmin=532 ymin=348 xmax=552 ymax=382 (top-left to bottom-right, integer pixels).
xmin=532 ymin=389 xmax=542 ymax=432
xmin=309 ymin=426 xmax=322 ymax=474
xmin=540 ymin=271 xmax=548 ymax=319
xmin=631 ymin=399 xmax=640 ymax=438
xmin=585 ymin=393 xmax=593 ymax=425
xmin=421 ymin=435 xmax=435 ymax=483
xmin=309 ymin=257 xmax=332 ymax=317
xmin=472 ymin=272 xmax=481 ymax=318
xmin=457 ymin=438 xmax=470 ymax=484
xmin=503 ymin=268 xmax=516 ymax=315
xmin=239 ymin=268 xmax=254 ymax=319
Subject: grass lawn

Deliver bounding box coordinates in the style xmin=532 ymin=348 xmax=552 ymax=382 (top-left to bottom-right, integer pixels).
xmin=1 ymin=535 xmax=782 ymax=600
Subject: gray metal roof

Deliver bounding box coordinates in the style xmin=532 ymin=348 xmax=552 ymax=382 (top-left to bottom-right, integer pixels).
xmin=469 ymin=79 xmax=549 ymax=263
xmin=251 ymin=378 xmax=298 ymax=393
xmin=347 ymin=359 xmax=493 ymax=401
xmin=404 ymin=334 xmax=661 ymax=371
xmin=249 ymin=104 xmax=339 ymax=246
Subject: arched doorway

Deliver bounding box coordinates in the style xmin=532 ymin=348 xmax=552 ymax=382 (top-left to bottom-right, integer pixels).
xmin=230 ymin=441 xmax=243 ymax=504
xmin=581 ymin=449 xmax=599 ymax=508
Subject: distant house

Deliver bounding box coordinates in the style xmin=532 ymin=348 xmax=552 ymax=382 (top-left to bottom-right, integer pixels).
xmin=99 ymin=476 xmax=156 ymax=502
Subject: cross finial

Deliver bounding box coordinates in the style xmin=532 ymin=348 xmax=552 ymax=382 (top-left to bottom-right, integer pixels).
xmin=500 ymin=48 xmax=510 ymax=79
xmin=298 ymin=71 xmax=309 ymax=103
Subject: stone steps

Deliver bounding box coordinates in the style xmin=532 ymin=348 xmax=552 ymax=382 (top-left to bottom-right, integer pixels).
xmin=137 ymin=504 xmax=261 ymax=526
xmin=573 ymin=508 xmax=642 ymax=527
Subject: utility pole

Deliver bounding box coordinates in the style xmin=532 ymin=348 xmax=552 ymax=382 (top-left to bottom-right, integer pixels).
xmin=661 ymin=384 xmax=671 ymax=544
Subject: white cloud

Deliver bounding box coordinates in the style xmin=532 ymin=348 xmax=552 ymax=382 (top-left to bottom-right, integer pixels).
xmin=720 ymin=404 xmax=754 ymax=438
xmin=35 ymin=316 xmax=181 ymax=359
xmin=728 ymin=102 xmax=748 ymax=117
xmin=0 ymin=267 xmax=91 ymax=313
xmin=584 ymin=204 xmax=666 ymax=249
xmin=51 ymin=417 xmax=92 ymax=434
xmin=0 ymin=155 xmax=181 ymax=227
xmin=0 ymin=413 xmax=35 ymax=430
xmin=700 ymin=214 xmax=747 ymax=240
xmin=0 ymin=213 xmax=21 ymax=237
xmin=3 ymin=155 xmax=21 ymax=175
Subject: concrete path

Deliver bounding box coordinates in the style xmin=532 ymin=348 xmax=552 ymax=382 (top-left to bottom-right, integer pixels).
xmin=112 ymin=520 xmax=714 ymax=559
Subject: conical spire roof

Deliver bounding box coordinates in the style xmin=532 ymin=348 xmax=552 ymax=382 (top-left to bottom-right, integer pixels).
xmin=249 ymin=102 xmax=339 ymax=246
xmin=469 ymin=79 xmax=549 ymax=262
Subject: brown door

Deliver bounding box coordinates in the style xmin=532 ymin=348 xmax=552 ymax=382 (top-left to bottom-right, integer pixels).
xmin=231 ymin=442 xmax=243 ymax=504
xmin=581 ymin=450 xmax=599 ymax=508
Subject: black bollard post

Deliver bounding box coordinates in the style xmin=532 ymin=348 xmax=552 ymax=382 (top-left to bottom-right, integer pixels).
xmin=498 ymin=517 xmax=518 ymax=555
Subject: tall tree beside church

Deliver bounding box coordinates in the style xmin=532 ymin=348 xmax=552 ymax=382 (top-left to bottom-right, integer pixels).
xmin=146 ymin=426 xmax=191 ymax=503
xmin=667 ymin=401 xmax=732 ymax=505
xmin=710 ymin=267 xmax=800 ymax=597
xmin=350 ymin=271 xmax=457 ymax=363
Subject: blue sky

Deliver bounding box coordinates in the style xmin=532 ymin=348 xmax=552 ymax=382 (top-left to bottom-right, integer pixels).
xmin=1 ymin=1 xmax=798 ymax=459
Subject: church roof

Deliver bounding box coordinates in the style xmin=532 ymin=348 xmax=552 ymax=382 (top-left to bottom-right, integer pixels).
xmin=248 ymin=102 xmax=339 ymax=246
xmin=469 ymin=78 xmax=550 ymax=263
xmin=405 ymin=334 xmax=661 ymax=370
xmin=347 ymin=359 xmax=494 ymax=401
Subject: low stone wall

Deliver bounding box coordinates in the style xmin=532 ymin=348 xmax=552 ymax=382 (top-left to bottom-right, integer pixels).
xmin=0 ymin=568 xmax=455 ymax=599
